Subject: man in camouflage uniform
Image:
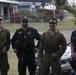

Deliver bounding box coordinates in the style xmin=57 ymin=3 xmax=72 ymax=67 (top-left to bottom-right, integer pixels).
xmin=38 ymin=18 xmax=67 ymax=75
xmin=0 ymin=15 xmax=10 ymax=75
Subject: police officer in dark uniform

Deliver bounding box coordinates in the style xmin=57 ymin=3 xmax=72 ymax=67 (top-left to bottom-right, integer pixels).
xmin=70 ymin=22 xmax=76 ymax=73
xmin=11 ymin=16 xmax=40 ymax=75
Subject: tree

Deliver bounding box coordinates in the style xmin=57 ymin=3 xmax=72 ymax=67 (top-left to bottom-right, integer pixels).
xmin=55 ymin=0 xmax=66 ymax=8
xmin=61 ymin=4 xmax=76 ymax=16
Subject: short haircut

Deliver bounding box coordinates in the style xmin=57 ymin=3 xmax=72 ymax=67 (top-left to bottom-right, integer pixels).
xmin=50 ymin=18 xmax=58 ymax=24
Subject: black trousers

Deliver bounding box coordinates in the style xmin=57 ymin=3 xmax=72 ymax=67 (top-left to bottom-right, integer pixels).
xmin=69 ymin=59 xmax=76 ymax=73
xmin=0 ymin=52 xmax=9 ymax=75
xmin=18 ymin=55 xmax=36 ymax=75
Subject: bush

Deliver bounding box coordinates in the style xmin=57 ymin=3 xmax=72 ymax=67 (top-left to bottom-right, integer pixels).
xmin=19 ymin=9 xmax=60 ymax=23
xmin=10 ymin=12 xmax=21 ymax=23
xmin=37 ymin=9 xmax=60 ymax=22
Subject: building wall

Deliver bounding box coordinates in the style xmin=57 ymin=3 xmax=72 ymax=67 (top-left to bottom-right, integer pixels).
xmin=0 ymin=2 xmax=19 ymax=21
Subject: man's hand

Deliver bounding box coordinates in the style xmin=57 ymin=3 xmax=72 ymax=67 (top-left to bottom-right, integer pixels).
xmin=34 ymin=48 xmax=39 ymax=53
xmin=13 ymin=48 xmax=18 ymax=54
xmin=1 ymin=46 xmax=7 ymax=53
xmin=51 ymin=53 xmax=57 ymax=58
xmin=71 ymin=53 xmax=76 ymax=60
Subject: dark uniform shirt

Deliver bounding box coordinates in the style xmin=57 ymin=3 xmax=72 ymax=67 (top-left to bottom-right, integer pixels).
xmin=12 ymin=27 xmax=40 ymax=55
xmin=71 ymin=30 xmax=76 ymax=52
xmin=38 ymin=30 xmax=67 ymax=59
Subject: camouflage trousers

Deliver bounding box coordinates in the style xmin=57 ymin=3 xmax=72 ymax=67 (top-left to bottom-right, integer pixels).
xmin=39 ymin=55 xmax=62 ymax=75
xmin=0 ymin=52 xmax=9 ymax=75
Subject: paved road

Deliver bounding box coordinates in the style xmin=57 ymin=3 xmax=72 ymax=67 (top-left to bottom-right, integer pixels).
xmin=11 ymin=31 xmax=72 ymax=44
xmin=61 ymin=31 xmax=72 ymax=44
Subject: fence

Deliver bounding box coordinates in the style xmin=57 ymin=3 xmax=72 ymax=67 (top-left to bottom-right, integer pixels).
xmin=3 ymin=13 xmax=65 ymax=23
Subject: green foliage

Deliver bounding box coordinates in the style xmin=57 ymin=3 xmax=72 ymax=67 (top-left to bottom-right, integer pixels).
xmin=37 ymin=11 xmax=51 ymax=22
xmin=56 ymin=0 xmax=66 ymax=7
xmin=19 ymin=9 xmax=59 ymax=22
xmin=19 ymin=9 xmax=52 ymax=22
xmin=61 ymin=4 xmax=76 ymax=16
xmin=19 ymin=10 xmax=30 ymax=16
xmin=73 ymin=7 xmax=76 ymax=16
xmin=19 ymin=10 xmax=38 ymax=22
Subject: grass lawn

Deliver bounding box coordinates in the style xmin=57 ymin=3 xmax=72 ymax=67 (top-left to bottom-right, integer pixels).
xmin=3 ymin=17 xmax=75 ymax=33
xmin=4 ymin=17 xmax=76 ymax=75
xmin=8 ymin=48 xmax=18 ymax=75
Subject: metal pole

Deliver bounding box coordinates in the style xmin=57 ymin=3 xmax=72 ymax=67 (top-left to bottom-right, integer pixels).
xmin=9 ymin=0 xmax=11 ymax=22
xmin=52 ymin=0 xmax=55 ymax=18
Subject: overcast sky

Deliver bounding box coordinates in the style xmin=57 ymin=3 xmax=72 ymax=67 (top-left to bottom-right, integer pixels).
xmin=67 ymin=0 xmax=76 ymax=6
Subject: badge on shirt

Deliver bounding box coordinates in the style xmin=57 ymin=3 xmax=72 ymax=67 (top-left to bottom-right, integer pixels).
xmin=18 ymin=31 xmax=22 ymax=34
xmin=24 ymin=36 xmax=26 ymax=38
xmin=27 ymin=31 xmax=31 ymax=35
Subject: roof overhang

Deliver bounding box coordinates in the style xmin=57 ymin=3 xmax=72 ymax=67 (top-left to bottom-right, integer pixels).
xmin=16 ymin=0 xmax=52 ymax=2
xmin=0 ymin=0 xmax=20 ymax=4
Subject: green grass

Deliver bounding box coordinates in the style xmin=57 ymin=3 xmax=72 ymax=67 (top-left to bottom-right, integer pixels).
xmin=67 ymin=12 xmax=73 ymax=17
xmin=57 ymin=18 xmax=74 ymax=31
xmin=3 ymin=18 xmax=75 ymax=33
xmin=8 ymin=48 xmax=29 ymax=75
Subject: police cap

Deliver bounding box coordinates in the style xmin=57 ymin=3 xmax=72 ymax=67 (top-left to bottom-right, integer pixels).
xmin=22 ymin=16 xmax=29 ymax=23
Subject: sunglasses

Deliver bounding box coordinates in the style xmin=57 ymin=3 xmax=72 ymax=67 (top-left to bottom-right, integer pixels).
xmin=0 ymin=18 xmax=3 ymax=21
xmin=49 ymin=22 xmax=56 ymax=25
xmin=22 ymin=20 xmax=28 ymax=23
